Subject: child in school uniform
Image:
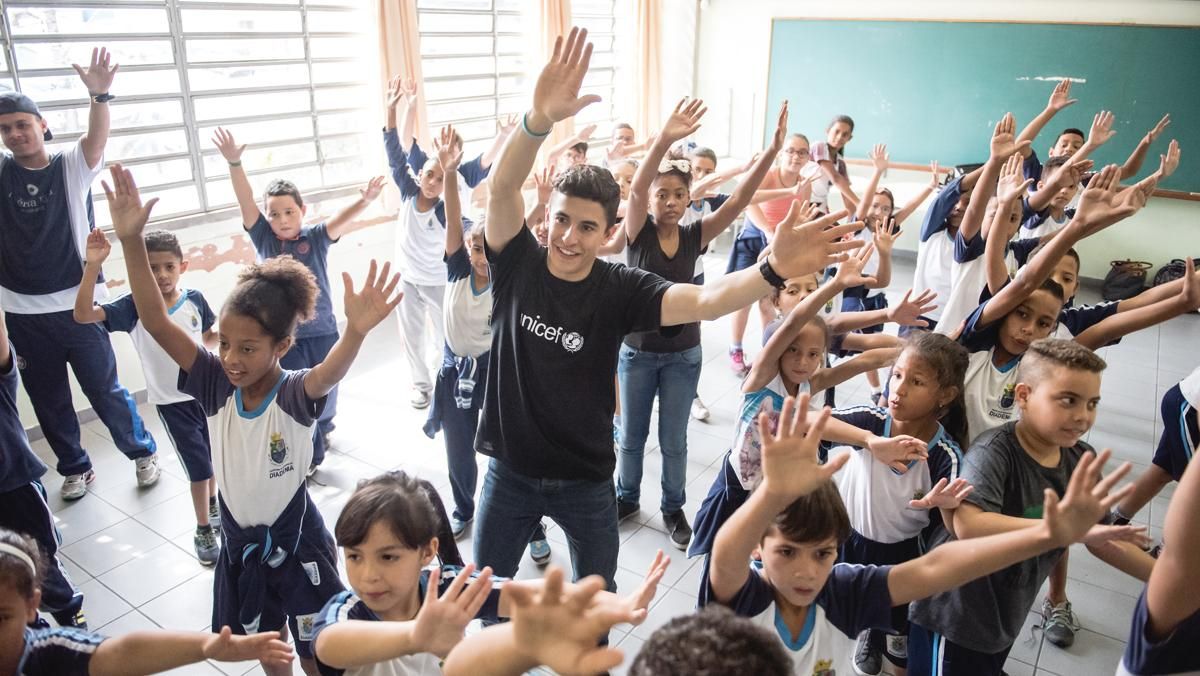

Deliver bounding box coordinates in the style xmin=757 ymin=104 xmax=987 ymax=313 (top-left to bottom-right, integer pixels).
xmin=907 ymin=339 xmax=1154 ymax=676
xmin=804 ymin=114 xmax=859 ymax=213
xmin=73 ymin=228 xmax=222 ymax=565
xmin=106 ymin=163 xmax=401 ymax=675
xmin=212 ymin=127 xmax=386 ymax=471
xmin=0 ymin=320 xmax=87 ymax=630
xmin=0 ymin=527 xmax=294 ymax=675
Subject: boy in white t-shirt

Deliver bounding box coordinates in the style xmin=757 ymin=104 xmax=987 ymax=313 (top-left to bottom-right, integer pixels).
xmin=74 ymin=228 xmax=221 ymax=565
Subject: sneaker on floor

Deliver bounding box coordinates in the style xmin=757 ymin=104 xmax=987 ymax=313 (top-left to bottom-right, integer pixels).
xmin=1041 ymin=598 xmax=1080 ymax=648
xmin=691 ymin=396 xmax=710 ymax=421
xmin=61 ymin=469 xmax=95 ymax=501
xmin=195 ymin=526 xmax=220 ymax=566
xmin=662 ymin=510 xmax=692 ymax=551
xmin=410 ymin=389 xmax=431 ymax=409
xmin=451 ymin=516 xmax=472 ymax=540
xmin=729 ymin=348 xmax=751 ymax=378
xmin=853 ymin=628 xmax=884 ymax=676
xmin=208 ymin=498 xmax=221 ymax=530
xmin=529 ymin=538 xmax=552 ymax=566
xmin=134 ymin=455 xmax=160 ymax=487
xmin=51 ymin=608 xmax=88 ymax=631
xmin=617 ymin=500 xmax=640 ymax=523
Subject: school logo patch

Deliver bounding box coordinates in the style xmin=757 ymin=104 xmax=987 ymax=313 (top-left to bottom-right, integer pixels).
xmin=1000 ymin=383 xmax=1016 ymax=409
xmin=295 ymin=241 xmax=310 ymax=256
xmin=268 ymin=432 xmax=288 ymax=465
xmin=295 ymin=612 xmax=318 ymax=642
xmin=562 ymin=331 xmax=584 ymax=352
xmin=812 ymin=658 xmax=835 ymax=676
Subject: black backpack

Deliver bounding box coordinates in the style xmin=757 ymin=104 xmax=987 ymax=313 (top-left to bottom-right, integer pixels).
xmin=1153 ymin=258 xmax=1198 ymax=287
xmin=1101 ymin=260 xmax=1152 ymax=301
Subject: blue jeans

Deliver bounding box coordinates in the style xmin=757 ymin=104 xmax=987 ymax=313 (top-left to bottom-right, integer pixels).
xmin=473 ymin=458 xmax=618 ymax=592
xmin=616 ymin=343 xmax=702 ymax=514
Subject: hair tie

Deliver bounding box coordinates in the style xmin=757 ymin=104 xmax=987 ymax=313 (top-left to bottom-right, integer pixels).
xmin=658 ymin=158 xmax=691 ymax=175
xmin=0 ymin=543 xmax=36 ymax=577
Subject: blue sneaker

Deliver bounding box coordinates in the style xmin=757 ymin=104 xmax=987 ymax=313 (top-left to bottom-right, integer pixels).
xmin=529 ymin=538 xmax=552 ymax=566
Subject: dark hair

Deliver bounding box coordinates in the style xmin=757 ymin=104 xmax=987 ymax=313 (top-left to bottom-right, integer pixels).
xmin=654 ymin=149 xmax=692 ymax=189
xmin=224 ymin=256 xmax=318 ymax=342
xmin=1044 ymin=155 xmax=1070 ymax=172
xmin=1018 ymin=338 xmax=1107 ymax=386
xmin=334 ymin=471 xmax=463 ymax=567
xmin=144 ymin=229 xmax=183 ymax=259
xmin=1028 ymin=240 xmax=1081 ymax=276
xmin=1037 ymin=276 xmax=1066 ymax=302
xmin=629 ymin=605 xmax=791 ymax=676
xmin=0 ymin=528 xmax=44 ymax=600
xmin=770 ymin=272 xmax=819 ymax=308
xmin=769 ymin=480 xmax=851 ymax=545
xmin=569 ymin=141 xmax=588 ymax=155
xmin=264 ymin=179 xmax=304 ymax=208
xmin=827 ymin=114 xmax=855 ymax=156
xmin=874 ymin=187 xmax=895 ymax=212
xmin=1058 ymin=128 xmax=1086 ymax=143
xmin=899 ymin=331 xmax=970 ymax=449
xmin=553 ymin=164 xmax=622 ymax=229
xmin=613 ymin=122 xmax=633 ymax=132
xmin=690 ymin=146 xmax=718 ymax=166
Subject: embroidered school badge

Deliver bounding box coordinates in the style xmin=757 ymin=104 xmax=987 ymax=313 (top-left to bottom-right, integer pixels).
xmin=813 ymin=658 xmax=835 ymax=676
xmin=295 ymin=241 xmax=311 ymax=256
xmin=1000 ymin=383 xmax=1016 ymax=409
xmin=268 ymin=432 xmax=288 ymax=465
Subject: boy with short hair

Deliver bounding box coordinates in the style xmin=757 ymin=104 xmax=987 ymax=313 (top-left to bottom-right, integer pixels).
xmin=212 ymin=128 xmax=385 ymax=463
xmin=907 ymin=339 xmax=1155 ymax=676
xmin=73 ymin=228 xmax=222 ymax=565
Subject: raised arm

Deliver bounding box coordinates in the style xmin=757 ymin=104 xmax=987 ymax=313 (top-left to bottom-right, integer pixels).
xmin=524 ymin=166 xmax=555 ymax=232
xmin=544 ymin=123 xmax=596 ymax=169
xmin=89 ymin=627 xmax=292 ymax=676
xmin=809 ymin=346 xmax=902 ymax=401
xmin=436 ymin=126 xmax=466 ymax=257
xmin=325 ymin=176 xmax=385 ymax=241
xmin=985 ymin=155 xmax=1034 ymax=294
xmin=691 ymin=155 xmax=753 ymax=201
xmin=485 ymin=27 xmax=600 ymax=253
xmin=1014 ymin=80 xmax=1077 ymax=159
xmin=480 ymin=114 xmax=518 ymax=170
xmin=826 ymin=287 xmax=937 ymax=335
xmin=1145 ymin=431 xmax=1200 ymax=638
xmin=108 ymin=165 xmax=198 ymax=372
xmin=303 ymin=260 xmax=402 ymax=399
xmin=960 ymin=113 xmax=1030 ymax=244
xmin=211 ymin=128 xmax=260 ymax=229
xmin=892 ymin=161 xmax=940 ymax=226
xmin=699 ymin=102 xmax=786 ymax=247
xmin=1027 ymin=158 xmax=1092 ymax=213
xmin=1118 ymin=114 xmax=1170 ymax=180
xmin=868 ymin=220 xmax=900 ymax=289
xmin=1075 ymin=260 xmax=1200 ymax=350
xmin=855 ymin=143 xmax=888 ymax=222
xmin=626 ymin=98 xmax=707 ymax=243
xmin=74 ymin=47 xmax=118 ymax=169
xmin=1071 ymin=110 xmax=1117 ymax=166
xmin=73 ymin=229 xmax=111 ymax=324
xmin=385 ymin=75 xmax=419 ymax=153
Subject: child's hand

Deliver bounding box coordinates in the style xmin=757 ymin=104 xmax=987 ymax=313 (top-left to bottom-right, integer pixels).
xmin=342 ymin=260 xmax=403 ymax=336
xmin=413 ymin=565 xmax=496 ymax=658
xmin=72 ymin=47 xmax=118 ymax=94
xmin=833 ymin=241 xmax=878 ymax=288
xmin=359 ymin=176 xmax=386 ymax=203
xmin=768 ymin=100 xmax=788 ymax=152
xmin=1044 ymin=158 xmax=1093 ymax=194
xmin=927 ymin=160 xmax=941 ymax=189
xmin=576 ymin=123 xmax=598 ymax=141
xmin=769 ymin=206 xmax=864 ymax=279
xmin=865 ymin=433 xmax=928 ymax=473
xmin=792 ymin=172 xmax=820 ymax=199
xmin=989 ymin=113 xmax=1031 ymax=161
xmin=1157 ymin=139 xmax=1180 ymax=179
xmin=601 ymin=550 xmax=669 ymax=627
xmin=102 ymin=164 xmax=159 ymax=241
xmin=1046 ymin=79 xmax=1077 ymax=112
xmin=909 ymin=477 xmax=974 ymax=510
xmin=1074 ymin=165 xmax=1146 ymax=228
xmin=85 ymin=229 xmax=112 ymax=265
xmin=531 ymin=28 xmax=601 ymax=127
xmin=1041 ymin=448 xmax=1134 ymax=548
xmin=1080 ymin=523 xmax=1151 ymax=549
xmin=996 ymin=153 xmax=1034 ymax=204
xmin=434 ymin=125 xmax=463 ymax=171
xmin=1143 ymin=113 xmax=1170 ymax=146
xmin=1176 ymin=258 xmax=1200 ymax=311
xmin=1087 ymin=110 xmax=1117 ymax=147
xmin=211 ymin=127 xmax=245 ymax=163
xmin=508 ymin=567 xmax=630 ymax=675
xmin=869 ymin=143 xmax=888 ymax=172
xmin=759 ymin=394 xmax=848 ymax=502
xmin=534 ymin=166 xmax=557 ymax=204
xmin=385 ymin=75 xmax=405 ymax=109
xmin=497 ymin=113 xmax=519 ymax=136
xmin=872 ymin=220 xmax=901 ymax=255
xmin=886 ymin=288 xmax=938 ymax=327
xmin=660 ymin=97 xmax=706 ymax=144
xmin=203 ymin=627 xmax=294 ymax=668
xmin=606 ymin=141 xmax=630 ymax=163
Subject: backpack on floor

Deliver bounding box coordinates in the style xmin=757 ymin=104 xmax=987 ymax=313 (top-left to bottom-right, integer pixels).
xmin=1152 ymin=258 xmax=1197 ymax=287
xmin=1101 ymin=260 xmax=1152 ymax=301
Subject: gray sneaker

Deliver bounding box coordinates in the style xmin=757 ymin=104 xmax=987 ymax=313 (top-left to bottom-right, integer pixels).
xmin=61 ymin=469 xmax=95 ymax=500
xmin=135 ymin=455 xmax=160 ymax=487
xmin=853 ymin=628 xmax=884 ymax=676
xmin=1041 ymin=598 xmax=1080 ymax=648
xmin=207 ymin=498 xmax=221 ymax=530
xmin=194 ymin=526 xmax=220 ymax=566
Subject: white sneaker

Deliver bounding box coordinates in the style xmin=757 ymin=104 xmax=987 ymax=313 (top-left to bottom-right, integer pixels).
xmin=410 ymin=389 xmax=431 ymax=409
xmin=135 ymin=455 xmax=161 ymax=487
xmin=61 ymin=469 xmax=95 ymax=500
xmin=691 ymin=396 xmax=710 ymax=421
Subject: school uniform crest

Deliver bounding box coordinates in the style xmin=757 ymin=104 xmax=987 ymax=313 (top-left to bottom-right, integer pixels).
xmin=1000 ymin=383 xmax=1016 ymax=409
xmin=813 ymin=658 xmax=835 ymax=676
xmin=295 ymin=240 xmax=311 ymax=256
xmin=268 ymin=432 xmax=288 ymax=464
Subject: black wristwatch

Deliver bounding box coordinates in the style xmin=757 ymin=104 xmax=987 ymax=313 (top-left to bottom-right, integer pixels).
xmin=91 ymin=92 xmax=115 ymax=104
xmin=759 ymin=257 xmax=787 ymax=289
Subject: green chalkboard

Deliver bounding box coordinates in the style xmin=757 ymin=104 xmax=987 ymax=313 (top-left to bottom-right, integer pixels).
xmin=765 ymin=19 xmax=1200 ymax=192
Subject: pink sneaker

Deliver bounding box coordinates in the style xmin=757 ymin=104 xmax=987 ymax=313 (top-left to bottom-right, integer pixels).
xmin=729 ymin=348 xmax=751 ymax=378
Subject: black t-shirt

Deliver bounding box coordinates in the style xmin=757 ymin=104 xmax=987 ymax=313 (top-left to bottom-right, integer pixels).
xmin=476 ymin=227 xmax=672 ymax=480
xmin=624 ymin=217 xmax=701 ymax=352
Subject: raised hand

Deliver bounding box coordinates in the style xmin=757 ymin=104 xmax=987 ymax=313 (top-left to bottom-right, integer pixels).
xmin=360 ymin=176 xmax=386 ymax=203
xmin=508 ymin=567 xmax=632 ymax=675
xmin=530 ymin=27 xmax=601 ymax=130
xmin=928 ymin=160 xmax=942 ymax=189
xmin=412 ymin=565 xmax=496 ymax=657
xmin=72 ymin=47 xmax=119 ymax=95
xmin=85 ymin=229 xmax=112 ymax=265
xmin=866 ymin=433 xmax=929 ymax=474
xmin=909 ymin=477 xmax=974 ymax=510
xmin=996 ymin=153 xmax=1034 ymax=204
xmin=833 ymin=242 xmax=878 ymax=288
xmin=1144 ymin=114 xmax=1170 ymax=146
xmin=211 ymin=127 xmax=245 ymax=163
xmin=1088 ymin=110 xmax=1117 ymax=147
xmin=769 ymin=101 xmax=789 ymax=152
xmin=792 ymin=171 xmax=821 ymax=198
xmin=1080 ymin=523 xmax=1151 ymax=549
xmin=102 ymin=164 xmax=158 ymax=241
xmin=886 ymin=288 xmax=938 ymax=328
xmin=1177 ymin=258 xmax=1200 ymax=311
xmin=1157 ymin=139 xmax=1180 ymax=179
xmin=1074 ymin=165 xmax=1130 ymax=227
xmin=601 ymin=550 xmax=670 ymax=627
xmin=497 ymin=113 xmax=519 ymax=136
xmin=434 ymin=125 xmax=463 ymax=171
xmin=203 ymin=627 xmax=293 ymax=668
xmin=759 ymin=394 xmax=848 ymax=502
xmin=1046 ymin=79 xmax=1078 ymax=112
xmin=342 ymin=260 xmax=403 ymax=336
xmin=873 ymin=219 xmax=901 ymax=255
xmin=1041 ymin=448 xmax=1134 ymax=547
xmin=534 ymin=166 xmax=557 ymax=204
xmin=385 ymin=75 xmax=406 ymax=109
xmin=990 ymin=113 xmax=1031 ymax=160
xmin=869 ymin=143 xmax=889 ymax=172
xmin=770 ymin=206 xmax=865 ymax=279
xmin=660 ymin=97 xmax=707 ymax=144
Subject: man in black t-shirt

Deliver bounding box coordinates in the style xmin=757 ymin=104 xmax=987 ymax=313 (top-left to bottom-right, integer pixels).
xmin=473 ymin=26 xmax=865 ymax=590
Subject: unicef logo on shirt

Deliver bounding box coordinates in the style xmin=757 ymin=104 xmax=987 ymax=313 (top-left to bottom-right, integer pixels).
xmin=562 ymin=331 xmax=584 ymax=352
xmin=25 ymin=184 xmax=38 ymax=196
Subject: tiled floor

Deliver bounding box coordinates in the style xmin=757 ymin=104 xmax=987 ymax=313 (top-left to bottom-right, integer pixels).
xmin=31 ymin=256 xmax=1199 ymax=675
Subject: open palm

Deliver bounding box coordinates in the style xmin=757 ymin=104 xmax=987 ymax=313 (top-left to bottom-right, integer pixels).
xmin=759 ymin=394 xmax=847 ymax=501
xmin=532 ymin=27 xmax=601 ymax=127
xmin=342 ymin=260 xmax=403 ymax=335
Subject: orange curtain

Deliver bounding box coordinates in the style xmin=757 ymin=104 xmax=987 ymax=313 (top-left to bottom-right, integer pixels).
xmin=633 ymin=0 xmax=662 ymax=141
xmin=538 ymin=0 xmax=573 ymax=164
xmin=376 ymin=0 xmax=429 ymax=147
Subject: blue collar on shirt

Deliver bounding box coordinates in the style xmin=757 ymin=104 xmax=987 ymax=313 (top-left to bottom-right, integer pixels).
xmin=234 ymin=372 xmax=287 ymax=419
xmin=166 ymin=289 xmax=190 ymax=315
xmin=774 ymin=600 xmax=818 ymax=651
xmin=470 ymin=275 xmax=491 ymax=296
xmin=995 ymin=353 xmax=1021 ymax=373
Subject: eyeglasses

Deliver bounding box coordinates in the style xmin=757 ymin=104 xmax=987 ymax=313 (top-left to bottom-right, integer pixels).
xmin=783 ymin=148 xmax=810 ymax=156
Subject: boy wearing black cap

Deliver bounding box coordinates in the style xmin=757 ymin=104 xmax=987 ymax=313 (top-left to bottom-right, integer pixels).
xmin=0 ymin=47 xmax=159 ymax=501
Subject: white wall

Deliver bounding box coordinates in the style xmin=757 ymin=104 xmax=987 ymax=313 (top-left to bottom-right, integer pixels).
xmin=690 ymin=0 xmax=1200 ymax=280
